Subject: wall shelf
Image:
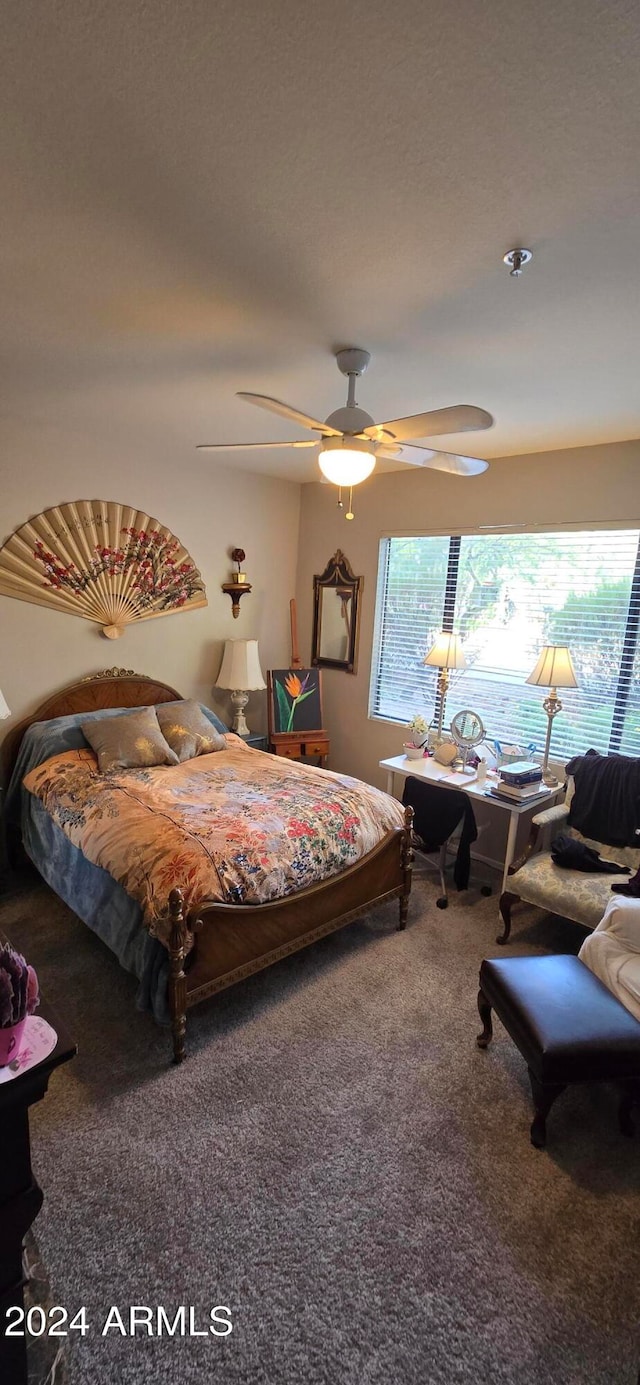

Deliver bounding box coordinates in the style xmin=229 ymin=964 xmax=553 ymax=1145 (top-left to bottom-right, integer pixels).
xmin=221 ymin=582 xmax=252 ymax=618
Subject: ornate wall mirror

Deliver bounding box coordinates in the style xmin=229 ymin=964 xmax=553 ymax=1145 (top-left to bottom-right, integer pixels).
xmin=312 ymin=550 xmax=362 ymax=674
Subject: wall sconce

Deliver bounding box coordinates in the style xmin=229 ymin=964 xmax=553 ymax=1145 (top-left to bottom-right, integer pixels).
xmin=221 ymin=546 xmax=252 ymax=618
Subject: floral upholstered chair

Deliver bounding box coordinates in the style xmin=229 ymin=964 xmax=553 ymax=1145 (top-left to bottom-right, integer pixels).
xmin=498 ymin=771 xmax=640 ymax=945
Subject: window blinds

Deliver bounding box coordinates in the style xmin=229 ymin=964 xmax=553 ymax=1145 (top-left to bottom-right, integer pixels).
xmin=369 ymin=528 xmax=640 ymax=761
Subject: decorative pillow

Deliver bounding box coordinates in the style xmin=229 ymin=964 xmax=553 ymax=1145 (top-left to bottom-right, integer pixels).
xmin=156 ymin=700 xmax=227 ymax=762
xmin=81 ymin=706 xmax=179 ymax=773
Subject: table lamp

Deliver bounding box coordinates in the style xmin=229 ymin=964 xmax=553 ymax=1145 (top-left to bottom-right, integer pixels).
xmin=215 ymin=639 xmax=266 ymax=737
xmin=423 ymin=632 xmax=466 ymax=743
xmin=526 ymin=645 xmax=577 ymax=786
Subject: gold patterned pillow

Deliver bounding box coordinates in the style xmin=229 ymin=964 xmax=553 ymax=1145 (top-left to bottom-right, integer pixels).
xmin=156 ymin=700 xmax=227 ymax=762
xmin=81 ymin=707 xmax=179 ymax=772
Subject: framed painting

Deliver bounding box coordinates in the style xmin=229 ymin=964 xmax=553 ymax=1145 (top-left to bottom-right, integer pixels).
xmin=267 ymin=669 xmax=324 ymax=738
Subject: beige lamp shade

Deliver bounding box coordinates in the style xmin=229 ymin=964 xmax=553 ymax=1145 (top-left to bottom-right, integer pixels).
xmin=215 ymin=639 xmax=266 ymax=691
xmin=424 ymin=632 xmax=467 ymax=671
xmin=0 ymin=688 xmax=10 ymax=719
xmin=526 ymin=645 xmax=578 ymax=689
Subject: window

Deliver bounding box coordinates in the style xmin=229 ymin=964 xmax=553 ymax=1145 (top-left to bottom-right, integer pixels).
xmin=370 ymin=528 xmax=640 ymax=760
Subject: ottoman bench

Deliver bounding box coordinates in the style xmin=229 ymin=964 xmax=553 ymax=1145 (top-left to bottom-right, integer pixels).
xmin=476 ymin=954 xmax=640 ymax=1148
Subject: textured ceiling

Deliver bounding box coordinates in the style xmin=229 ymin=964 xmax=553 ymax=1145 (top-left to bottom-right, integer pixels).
xmin=2 ymin=0 xmax=640 ymax=482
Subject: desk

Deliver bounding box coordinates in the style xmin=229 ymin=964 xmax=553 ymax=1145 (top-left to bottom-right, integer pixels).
xmin=380 ymin=755 xmax=563 ymax=895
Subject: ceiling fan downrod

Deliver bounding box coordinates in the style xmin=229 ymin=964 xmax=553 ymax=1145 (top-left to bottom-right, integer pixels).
xmin=336 ymin=347 xmax=370 ymax=411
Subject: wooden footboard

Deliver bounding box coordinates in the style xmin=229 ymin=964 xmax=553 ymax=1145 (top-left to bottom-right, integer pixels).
xmin=167 ymin=807 xmax=414 ymax=1063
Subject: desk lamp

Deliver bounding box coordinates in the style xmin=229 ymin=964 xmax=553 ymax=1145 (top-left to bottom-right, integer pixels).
xmin=526 ymin=645 xmax=577 ymax=786
xmin=215 ymin=639 xmax=266 ymax=737
xmin=423 ymin=632 xmax=466 ymax=744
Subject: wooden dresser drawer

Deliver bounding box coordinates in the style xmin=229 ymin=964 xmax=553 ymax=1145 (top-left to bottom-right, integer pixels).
xmin=304 ymin=740 xmax=329 ymax=757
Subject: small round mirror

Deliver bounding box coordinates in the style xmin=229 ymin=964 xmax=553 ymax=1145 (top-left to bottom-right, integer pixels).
xmin=449 ymin=709 xmax=485 ymax=770
xmin=450 ymin=709 xmax=485 ymax=747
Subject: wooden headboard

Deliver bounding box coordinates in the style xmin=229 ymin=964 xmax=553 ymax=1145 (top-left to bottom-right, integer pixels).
xmin=2 ymin=667 xmax=183 ymax=784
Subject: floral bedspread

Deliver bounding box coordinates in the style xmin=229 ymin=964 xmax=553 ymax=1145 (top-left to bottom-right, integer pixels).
xmin=23 ymin=738 xmax=405 ymax=947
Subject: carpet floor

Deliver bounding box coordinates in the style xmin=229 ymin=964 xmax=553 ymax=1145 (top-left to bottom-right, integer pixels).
xmin=3 ymin=864 xmax=640 ymax=1385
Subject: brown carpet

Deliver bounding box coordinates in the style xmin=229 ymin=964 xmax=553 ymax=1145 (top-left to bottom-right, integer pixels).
xmin=3 ymin=863 xmax=640 ymax=1385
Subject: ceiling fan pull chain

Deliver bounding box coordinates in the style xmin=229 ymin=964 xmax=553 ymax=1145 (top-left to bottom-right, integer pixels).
xmin=346 ymin=487 xmax=355 ymax=521
xmin=337 ymin=487 xmax=343 ymax=509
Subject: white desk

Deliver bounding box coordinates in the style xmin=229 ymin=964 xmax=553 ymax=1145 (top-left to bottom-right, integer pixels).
xmin=380 ymin=754 xmax=563 ymax=895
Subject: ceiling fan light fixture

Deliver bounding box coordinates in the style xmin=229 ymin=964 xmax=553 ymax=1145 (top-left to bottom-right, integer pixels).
xmin=317 ymin=436 xmax=376 ymax=486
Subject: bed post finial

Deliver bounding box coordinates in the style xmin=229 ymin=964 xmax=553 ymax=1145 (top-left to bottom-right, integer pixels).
xmin=168 ymin=888 xmax=188 ymax=1064
xmin=399 ymin=804 xmax=414 ymax=930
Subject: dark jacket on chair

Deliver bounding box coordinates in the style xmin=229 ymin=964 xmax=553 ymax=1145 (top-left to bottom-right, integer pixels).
xmin=402 ymin=777 xmax=477 ymax=890
xmin=565 ymin=749 xmax=640 ymax=847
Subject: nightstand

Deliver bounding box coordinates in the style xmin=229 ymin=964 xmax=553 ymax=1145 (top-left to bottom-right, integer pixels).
xmin=243 ymin=734 xmax=268 ymax=752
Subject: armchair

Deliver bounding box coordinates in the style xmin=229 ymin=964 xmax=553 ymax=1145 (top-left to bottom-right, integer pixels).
xmin=498 ymin=769 xmax=640 ymax=946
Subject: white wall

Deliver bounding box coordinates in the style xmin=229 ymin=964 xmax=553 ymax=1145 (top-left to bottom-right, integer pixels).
xmin=1 ymin=420 xmax=301 ymax=739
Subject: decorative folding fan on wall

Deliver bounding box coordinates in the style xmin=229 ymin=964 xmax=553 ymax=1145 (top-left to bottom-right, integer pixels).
xmin=0 ymin=500 xmax=207 ymax=638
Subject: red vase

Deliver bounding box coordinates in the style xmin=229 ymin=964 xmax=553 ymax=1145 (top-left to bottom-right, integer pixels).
xmin=0 ymin=1016 xmax=27 ymax=1066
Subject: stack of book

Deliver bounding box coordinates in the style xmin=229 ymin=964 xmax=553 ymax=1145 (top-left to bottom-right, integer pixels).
xmin=486 ymin=760 xmax=552 ymax=807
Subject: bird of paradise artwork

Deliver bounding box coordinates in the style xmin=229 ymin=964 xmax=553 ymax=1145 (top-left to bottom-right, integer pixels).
xmin=270 ymin=668 xmax=322 ymax=734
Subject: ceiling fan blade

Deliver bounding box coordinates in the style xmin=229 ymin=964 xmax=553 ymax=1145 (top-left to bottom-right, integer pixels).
xmin=366 ymin=404 xmax=494 ymax=443
xmin=196 ymin=440 xmax=317 ymax=451
xmin=237 ymin=392 xmax=341 ymax=436
xmin=377 ymin=442 xmax=489 ymax=476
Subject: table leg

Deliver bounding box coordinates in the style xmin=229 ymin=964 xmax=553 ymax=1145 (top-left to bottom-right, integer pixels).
xmin=386 ymin=770 xmax=395 ymax=796
xmin=501 ymin=809 xmax=519 ymax=896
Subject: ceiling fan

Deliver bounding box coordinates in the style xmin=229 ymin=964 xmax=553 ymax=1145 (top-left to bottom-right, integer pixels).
xmin=197 ymin=348 xmax=493 ymax=518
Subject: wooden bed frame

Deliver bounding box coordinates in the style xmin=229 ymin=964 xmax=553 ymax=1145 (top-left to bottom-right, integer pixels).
xmin=3 ymin=668 xmax=414 ymax=1063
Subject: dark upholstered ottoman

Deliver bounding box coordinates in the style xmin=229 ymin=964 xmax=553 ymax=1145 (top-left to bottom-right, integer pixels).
xmin=476 ymin=955 xmax=640 ymax=1148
